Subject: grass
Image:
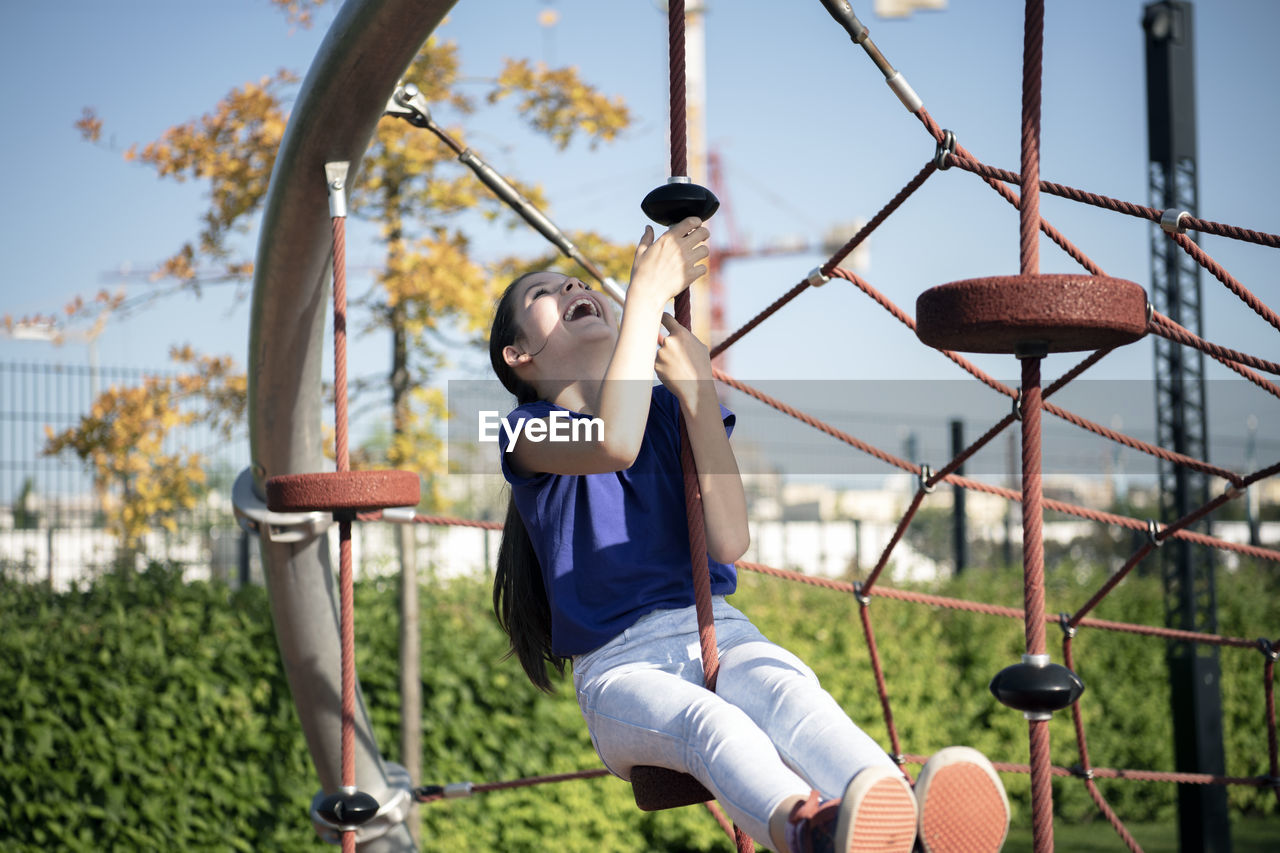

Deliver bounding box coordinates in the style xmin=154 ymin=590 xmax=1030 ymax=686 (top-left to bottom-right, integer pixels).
xmin=1005 ymin=815 xmax=1278 ymax=851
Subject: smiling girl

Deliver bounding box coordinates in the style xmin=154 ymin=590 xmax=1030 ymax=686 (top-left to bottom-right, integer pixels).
xmin=487 ymin=218 xmax=1009 ymax=852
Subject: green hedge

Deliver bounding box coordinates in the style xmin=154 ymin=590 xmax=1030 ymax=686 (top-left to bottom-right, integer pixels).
xmin=2 ymin=560 xmax=1275 ymax=851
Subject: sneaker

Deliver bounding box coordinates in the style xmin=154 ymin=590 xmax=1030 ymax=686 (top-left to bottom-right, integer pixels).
xmin=788 ymin=765 xmax=918 ymax=853
xmin=914 ymin=746 xmax=1010 ymax=853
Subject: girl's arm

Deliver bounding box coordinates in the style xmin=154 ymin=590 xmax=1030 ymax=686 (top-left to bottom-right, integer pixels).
xmin=655 ymin=314 xmax=750 ymax=564
xmin=509 ymin=218 xmax=708 ymax=476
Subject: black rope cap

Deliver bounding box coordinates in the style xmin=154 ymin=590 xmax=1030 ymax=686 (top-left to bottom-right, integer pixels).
xmin=316 ymin=789 xmax=380 ymax=828
xmin=989 ymin=659 xmax=1084 ymax=716
xmin=641 ymin=179 xmax=720 ymax=226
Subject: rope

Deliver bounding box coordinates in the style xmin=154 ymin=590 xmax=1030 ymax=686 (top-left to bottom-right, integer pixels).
xmin=1063 ymin=636 xmax=1145 ymax=852
xmin=332 ymin=211 xmax=357 ymax=853
xmin=663 ymin=3 xmax=745 ymax=847
xmin=1149 ymin=311 xmax=1280 ymax=379
xmin=1167 ymin=229 xmax=1280 ymax=334
xmin=946 ymin=156 xmax=1280 ymax=249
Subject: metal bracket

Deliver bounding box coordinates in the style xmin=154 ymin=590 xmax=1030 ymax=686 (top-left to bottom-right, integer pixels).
xmin=1058 ymin=612 xmax=1077 ymax=640
xmin=1258 ymin=638 xmax=1279 ymax=662
xmin=852 ymin=581 xmax=871 ymax=608
xmin=310 ymin=763 xmax=413 ymax=845
xmin=917 ymin=464 xmax=936 ymax=494
xmin=232 ymin=468 xmax=332 ymax=544
xmin=324 ymin=161 xmax=349 ymax=219
xmin=384 ymin=82 xmax=433 ymax=129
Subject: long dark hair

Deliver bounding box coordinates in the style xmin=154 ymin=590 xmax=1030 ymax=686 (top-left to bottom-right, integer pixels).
xmin=489 ymin=274 xmax=566 ymax=692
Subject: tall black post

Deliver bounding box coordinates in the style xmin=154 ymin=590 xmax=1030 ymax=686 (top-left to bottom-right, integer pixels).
xmin=950 ymin=418 xmax=967 ymax=575
xmin=1142 ymin=4 xmax=1231 ymax=851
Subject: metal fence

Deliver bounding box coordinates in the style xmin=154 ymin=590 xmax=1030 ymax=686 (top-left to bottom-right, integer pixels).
xmin=0 ymin=361 xmax=255 ymax=588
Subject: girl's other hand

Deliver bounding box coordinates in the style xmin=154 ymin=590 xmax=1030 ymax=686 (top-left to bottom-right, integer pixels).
xmin=627 ymin=217 xmax=709 ymax=307
xmin=655 ymin=313 xmax=714 ymax=407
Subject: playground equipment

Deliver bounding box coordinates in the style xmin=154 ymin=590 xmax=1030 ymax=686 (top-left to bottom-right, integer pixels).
xmin=237 ymin=1 xmax=1279 ymax=850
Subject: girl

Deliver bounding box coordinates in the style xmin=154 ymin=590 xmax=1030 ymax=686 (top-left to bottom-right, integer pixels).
xmin=489 ymin=218 xmax=1010 ymax=853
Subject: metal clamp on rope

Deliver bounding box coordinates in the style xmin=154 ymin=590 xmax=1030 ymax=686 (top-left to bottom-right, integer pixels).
xmin=384 ymin=82 xmax=432 ymax=128
xmin=1258 ymin=638 xmax=1279 ymax=662
xmin=1068 ymin=763 xmax=1094 ymax=781
xmin=1160 ymin=208 xmax=1190 ymax=235
xmin=1058 ymin=612 xmax=1077 ymax=640
xmin=1146 ymin=519 xmax=1163 ymax=549
xmin=443 ymin=781 xmax=475 ymax=799
xmin=806 ymin=267 xmax=830 ymax=288
xmin=890 ymin=753 xmax=906 ymax=767
xmin=886 ymin=72 xmax=924 ymax=113
xmin=1012 ymin=390 xmax=1023 ymax=421
xmin=231 ymin=468 xmax=332 ymax=544
xmin=381 ymin=507 xmax=419 ymax=524
xmin=1223 ymin=480 xmax=1246 ymax=501
xmin=917 ymin=464 xmax=936 ymax=494
xmin=934 ymin=129 xmax=957 ymax=170
xmin=852 ymin=581 xmax=871 ymax=608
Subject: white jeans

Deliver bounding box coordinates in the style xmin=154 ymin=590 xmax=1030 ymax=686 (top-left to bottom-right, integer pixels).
xmin=572 ymin=598 xmax=895 ymax=845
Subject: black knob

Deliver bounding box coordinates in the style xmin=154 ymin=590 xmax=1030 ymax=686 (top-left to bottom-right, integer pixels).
xmin=641 ymin=180 xmax=720 ymax=226
xmin=316 ymin=789 xmax=380 ymax=827
xmin=989 ymin=660 xmax=1084 ymax=716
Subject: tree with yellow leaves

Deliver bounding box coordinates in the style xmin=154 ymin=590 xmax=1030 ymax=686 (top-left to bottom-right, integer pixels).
xmin=57 ymin=1 xmax=640 ymax=816
xmin=43 ymin=349 xmax=245 ymax=561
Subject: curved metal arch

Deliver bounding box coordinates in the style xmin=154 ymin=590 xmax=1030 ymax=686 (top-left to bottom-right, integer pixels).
xmin=247 ymin=2 xmax=458 ymax=849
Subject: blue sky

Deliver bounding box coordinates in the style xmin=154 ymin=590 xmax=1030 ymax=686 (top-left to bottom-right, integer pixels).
xmin=2 ymin=0 xmax=1277 ymax=470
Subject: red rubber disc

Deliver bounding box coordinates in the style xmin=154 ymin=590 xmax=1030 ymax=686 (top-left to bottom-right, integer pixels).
xmin=265 ymin=470 xmax=420 ymax=513
xmin=915 ymin=274 xmax=1148 ymax=355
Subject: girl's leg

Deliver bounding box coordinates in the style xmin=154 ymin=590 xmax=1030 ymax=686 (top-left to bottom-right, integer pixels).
xmin=577 ymin=663 xmax=810 ymax=846
xmin=714 ymin=617 xmax=897 ymax=800
xmin=573 ymin=605 xmax=813 ymax=846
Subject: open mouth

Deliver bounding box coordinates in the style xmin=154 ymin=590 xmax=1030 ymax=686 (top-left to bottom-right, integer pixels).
xmin=562 ymin=296 xmax=601 ymax=322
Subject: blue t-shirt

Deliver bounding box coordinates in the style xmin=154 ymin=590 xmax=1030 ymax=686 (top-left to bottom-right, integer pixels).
xmin=499 ymin=385 xmax=738 ymax=657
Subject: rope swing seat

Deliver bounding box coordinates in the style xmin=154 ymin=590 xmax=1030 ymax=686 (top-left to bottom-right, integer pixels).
xmin=241 ymin=0 xmax=1280 ymax=850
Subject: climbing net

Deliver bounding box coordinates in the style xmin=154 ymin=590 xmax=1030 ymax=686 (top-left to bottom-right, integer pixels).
xmin=272 ymin=2 xmax=1278 ymax=851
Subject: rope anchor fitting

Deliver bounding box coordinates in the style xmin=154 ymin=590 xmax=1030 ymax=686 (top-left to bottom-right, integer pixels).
xmin=934 ymin=129 xmax=957 ymax=170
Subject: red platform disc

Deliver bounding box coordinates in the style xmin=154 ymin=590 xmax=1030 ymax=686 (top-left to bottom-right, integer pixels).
xmin=915 ymin=274 xmax=1148 ymax=355
xmin=265 ymin=470 xmax=420 ymax=513
xmin=630 ymin=765 xmax=713 ymax=812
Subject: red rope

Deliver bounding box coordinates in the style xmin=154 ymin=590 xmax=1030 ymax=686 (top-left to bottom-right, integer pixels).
xmin=331 ymin=213 xmax=357 ymax=853
xmin=709 ymin=158 xmax=938 ymax=362
xmin=1063 ymin=639 xmax=1149 ymax=853
xmin=667 ymin=0 xmax=687 ymax=178
xmin=946 ymin=155 xmax=1280 ymax=249
xmin=1149 ymin=311 xmax=1280 ymax=379
xmin=663 ymin=4 xmax=745 ymax=847
xmin=1168 ymin=230 xmax=1280 ymax=333
xmin=858 ymin=599 xmax=902 ymax=761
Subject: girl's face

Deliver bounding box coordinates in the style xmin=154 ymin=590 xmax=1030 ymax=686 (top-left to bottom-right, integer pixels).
xmin=503 ymin=272 xmax=617 ymax=373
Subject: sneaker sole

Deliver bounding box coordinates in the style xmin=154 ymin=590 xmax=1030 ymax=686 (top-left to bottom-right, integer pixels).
xmin=915 ymin=746 xmax=1010 ymax=853
xmin=834 ymin=765 xmax=918 ymax=852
